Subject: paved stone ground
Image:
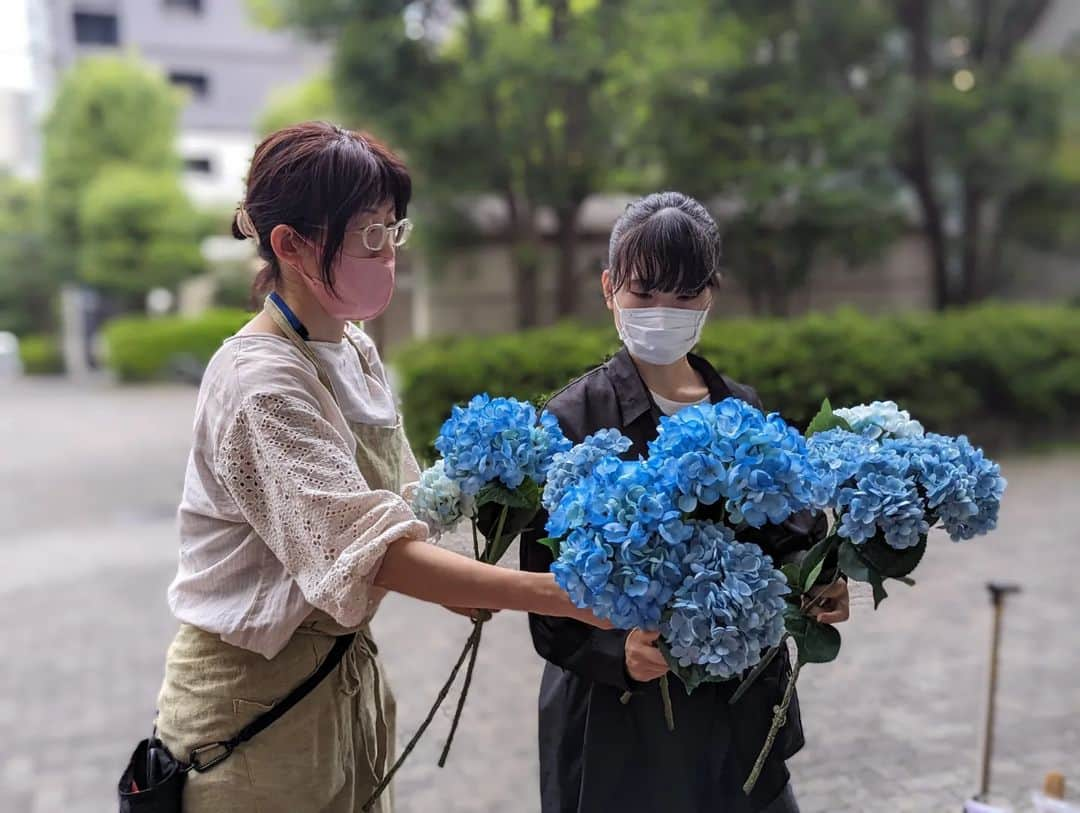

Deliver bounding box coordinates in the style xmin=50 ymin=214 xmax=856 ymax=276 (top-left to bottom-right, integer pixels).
xmin=1 ymin=379 xmax=1077 ymax=813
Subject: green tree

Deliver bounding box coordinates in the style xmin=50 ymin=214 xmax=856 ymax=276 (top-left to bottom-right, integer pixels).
xmin=893 ymin=0 xmax=1066 ymax=306
xmin=78 ymin=166 xmax=205 ymax=304
xmin=41 ymin=55 xmax=183 ymax=280
xmin=258 ymin=73 xmax=342 ymax=135
xmin=254 ymin=0 xmax=629 ymax=327
xmin=0 ymin=173 xmax=53 ymax=335
xmin=625 ymin=1 xmax=904 ymax=315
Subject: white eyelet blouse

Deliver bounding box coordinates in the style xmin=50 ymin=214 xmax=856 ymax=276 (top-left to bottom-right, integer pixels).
xmin=168 ymin=324 xmax=428 ymax=659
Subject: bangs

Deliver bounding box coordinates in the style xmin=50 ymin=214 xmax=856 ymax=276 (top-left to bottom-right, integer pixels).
xmin=312 ymin=130 xmax=412 ymax=232
xmin=609 ymin=207 xmax=720 ymax=295
xmin=297 ymin=127 xmax=412 ymax=292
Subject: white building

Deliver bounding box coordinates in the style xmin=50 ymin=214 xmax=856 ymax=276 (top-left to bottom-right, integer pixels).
xmin=32 ymin=0 xmax=328 ymax=206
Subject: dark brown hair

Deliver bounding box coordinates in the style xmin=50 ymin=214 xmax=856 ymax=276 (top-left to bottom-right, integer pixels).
xmin=233 ymin=121 xmax=412 ymax=300
xmin=607 ymin=191 xmax=722 ymax=296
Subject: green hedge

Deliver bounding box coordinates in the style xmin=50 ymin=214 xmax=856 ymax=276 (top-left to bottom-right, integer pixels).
xmin=19 ymin=334 xmax=64 ymax=375
xmin=103 ymin=309 xmax=250 ymax=382
xmin=393 ymin=304 xmax=1080 ymax=456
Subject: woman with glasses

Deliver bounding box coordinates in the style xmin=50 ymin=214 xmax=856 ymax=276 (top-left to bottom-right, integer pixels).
xmin=152 ymin=122 xmax=607 ymax=812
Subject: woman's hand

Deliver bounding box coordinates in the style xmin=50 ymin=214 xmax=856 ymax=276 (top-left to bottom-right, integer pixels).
xmin=442 ymin=606 xmax=498 ymax=622
xmin=807 ymin=579 xmax=851 ymax=625
xmin=624 ymin=629 xmax=670 ymax=683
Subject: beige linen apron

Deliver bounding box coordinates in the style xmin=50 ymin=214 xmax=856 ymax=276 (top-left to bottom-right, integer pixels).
xmin=156 ymin=300 xmax=409 ymax=812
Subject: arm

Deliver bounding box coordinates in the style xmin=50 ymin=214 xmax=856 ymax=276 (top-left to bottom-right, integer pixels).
xmin=521 ymin=509 xmax=635 ymax=691
xmin=219 ymin=392 xmax=605 ymax=627
xmin=375 ymin=536 xmax=602 ymax=624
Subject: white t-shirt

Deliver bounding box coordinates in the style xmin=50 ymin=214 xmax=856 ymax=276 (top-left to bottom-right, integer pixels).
xmin=649 ymin=389 xmax=710 ymax=416
xmin=168 ymin=323 xmax=427 ymax=658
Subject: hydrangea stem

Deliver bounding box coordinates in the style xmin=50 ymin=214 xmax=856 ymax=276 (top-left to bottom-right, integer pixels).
xmin=486 ymin=504 xmax=510 ymax=563
xmin=438 ymin=618 xmax=485 ymax=767
xmin=362 ymin=623 xmax=481 ymax=811
xmin=743 ymin=655 xmax=802 ymax=795
xmin=434 ymin=508 xmax=509 ymax=768
xmin=659 ymin=674 xmax=675 ymax=732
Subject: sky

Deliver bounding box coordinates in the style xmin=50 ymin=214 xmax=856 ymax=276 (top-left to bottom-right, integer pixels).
xmin=0 ymin=0 xmax=32 ymax=91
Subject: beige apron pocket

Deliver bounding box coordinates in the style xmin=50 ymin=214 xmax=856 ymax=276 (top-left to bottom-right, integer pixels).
xmin=231 ymin=680 xmax=347 ymax=811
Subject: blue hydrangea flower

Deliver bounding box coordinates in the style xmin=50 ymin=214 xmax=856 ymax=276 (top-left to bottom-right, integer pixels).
xmin=647 ymin=398 xmax=822 ymax=526
xmin=807 ymin=428 xmax=880 ymax=507
xmin=834 ymin=449 xmax=929 ymax=550
xmin=434 ymin=394 xmax=571 ymax=496
xmin=548 ymin=459 xmax=692 ymax=629
xmin=833 ymin=400 xmax=925 ymax=441
xmin=411 ymin=460 xmax=475 ymax=532
xmin=542 ymin=428 xmax=633 ymax=513
xmin=660 ymin=522 xmax=790 ymax=679
xmin=886 ymin=433 xmax=1006 ymax=541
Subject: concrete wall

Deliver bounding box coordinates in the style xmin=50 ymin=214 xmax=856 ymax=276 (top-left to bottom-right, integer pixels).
xmin=405 ymin=232 xmax=938 ymax=348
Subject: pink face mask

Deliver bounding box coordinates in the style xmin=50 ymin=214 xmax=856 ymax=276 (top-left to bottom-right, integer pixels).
xmin=297 ymin=252 xmax=396 ymax=322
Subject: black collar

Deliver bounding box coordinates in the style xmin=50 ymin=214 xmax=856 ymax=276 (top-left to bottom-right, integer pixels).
xmin=605 ymin=347 xmax=734 ymax=426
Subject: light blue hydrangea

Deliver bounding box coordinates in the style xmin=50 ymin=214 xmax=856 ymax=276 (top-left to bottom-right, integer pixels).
xmin=834 ymin=450 xmax=929 ymax=550
xmin=833 ymin=400 xmax=925 ymax=441
xmin=434 ymin=394 xmax=571 ymax=496
xmin=647 ymin=398 xmax=822 ymax=526
xmin=660 ymin=522 xmax=790 ymax=679
xmin=548 ymin=459 xmax=692 ymax=629
xmin=886 ymin=433 xmax=1006 ymax=541
xmin=542 ymin=428 xmax=633 ymax=513
xmin=411 ymin=460 xmax=475 ymax=532
xmin=807 ymin=428 xmax=880 ymax=507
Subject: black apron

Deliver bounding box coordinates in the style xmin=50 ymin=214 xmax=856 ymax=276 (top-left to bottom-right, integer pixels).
xmin=520 ymin=349 xmax=827 ymax=813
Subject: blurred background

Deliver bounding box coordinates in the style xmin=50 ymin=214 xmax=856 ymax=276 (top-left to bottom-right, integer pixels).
xmin=1 ymin=1 xmax=1077 ymax=811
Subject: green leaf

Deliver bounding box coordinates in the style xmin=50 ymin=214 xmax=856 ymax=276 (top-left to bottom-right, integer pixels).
xmin=787 ymin=613 xmax=842 ymax=665
xmin=837 ymin=539 xmax=873 ymax=583
xmin=864 ymin=536 xmax=927 ymax=580
xmin=870 ymin=572 xmax=889 ymax=608
xmin=799 ymin=535 xmax=836 ymax=593
xmin=780 ymin=564 xmax=803 ymax=594
xmin=804 ymin=398 xmax=853 ymax=438
xmin=801 ymin=620 xmax=842 ymax=665
xmin=475 ymin=479 xmax=541 ymax=510
xmin=536 ymin=536 xmax=561 ymax=558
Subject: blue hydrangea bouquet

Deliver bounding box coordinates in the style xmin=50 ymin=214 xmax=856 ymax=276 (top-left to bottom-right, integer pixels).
xmin=540 ymin=396 xmax=1006 ymax=794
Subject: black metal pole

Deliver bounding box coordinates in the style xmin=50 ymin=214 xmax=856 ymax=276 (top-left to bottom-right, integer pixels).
xmin=977 ymin=582 xmax=1020 ymax=802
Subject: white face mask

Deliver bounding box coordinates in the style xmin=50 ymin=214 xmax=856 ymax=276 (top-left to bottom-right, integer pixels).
xmin=614 ymin=300 xmax=709 ymax=365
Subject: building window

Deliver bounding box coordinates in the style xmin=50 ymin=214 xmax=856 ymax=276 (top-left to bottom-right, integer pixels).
xmin=164 ymin=0 xmax=203 ymax=11
xmin=169 ymin=72 xmax=209 ymax=98
xmin=184 ymin=157 xmax=213 ymax=175
xmin=73 ymin=12 xmax=119 ymax=45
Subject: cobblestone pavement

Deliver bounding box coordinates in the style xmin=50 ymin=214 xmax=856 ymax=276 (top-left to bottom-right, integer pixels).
xmin=1 ymin=380 xmax=1076 ymax=813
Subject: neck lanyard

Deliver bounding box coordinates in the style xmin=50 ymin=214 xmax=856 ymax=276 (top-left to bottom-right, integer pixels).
xmin=268 ymin=291 xmax=309 ymax=340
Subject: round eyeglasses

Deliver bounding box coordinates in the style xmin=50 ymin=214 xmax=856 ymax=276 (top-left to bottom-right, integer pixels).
xmin=346 ymin=218 xmax=413 ymax=255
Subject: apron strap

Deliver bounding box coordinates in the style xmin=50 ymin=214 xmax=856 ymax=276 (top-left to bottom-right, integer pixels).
xmin=263 ymin=294 xmax=380 ymax=404
xmin=264 ymin=294 xmax=338 ymax=397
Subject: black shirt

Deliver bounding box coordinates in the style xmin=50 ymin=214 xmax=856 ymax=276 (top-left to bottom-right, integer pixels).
xmin=521 ymin=349 xmax=824 ymax=813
